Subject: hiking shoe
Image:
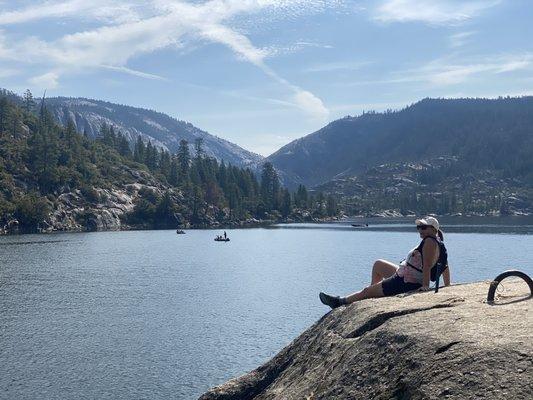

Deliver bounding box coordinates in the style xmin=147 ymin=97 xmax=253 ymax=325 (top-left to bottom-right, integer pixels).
xmin=319 ymin=292 xmax=342 ymax=309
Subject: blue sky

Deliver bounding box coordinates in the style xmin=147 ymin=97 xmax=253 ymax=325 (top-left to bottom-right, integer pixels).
xmin=1 ymin=0 xmax=532 ymax=155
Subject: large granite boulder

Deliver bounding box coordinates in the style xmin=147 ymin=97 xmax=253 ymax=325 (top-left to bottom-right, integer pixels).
xmin=200 ymin=279 xmax=532 ymax=400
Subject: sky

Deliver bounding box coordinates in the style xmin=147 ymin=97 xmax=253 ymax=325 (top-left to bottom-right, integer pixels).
xmin=0 ymin=0 xmax=532 ymax=156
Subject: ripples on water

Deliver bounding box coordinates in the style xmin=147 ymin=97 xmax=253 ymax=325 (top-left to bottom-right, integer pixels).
xmin=0 ymin=218 xmax=532 ymax=399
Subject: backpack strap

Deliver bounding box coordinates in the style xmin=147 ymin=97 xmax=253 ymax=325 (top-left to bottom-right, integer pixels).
xmin=412 ymin=236 xmax=440 ymax=271
xmin=406 ymin=261 xmax=423 ymax=273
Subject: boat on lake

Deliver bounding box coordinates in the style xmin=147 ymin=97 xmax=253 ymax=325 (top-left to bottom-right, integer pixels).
xmin=214 ymin=234 xmax=230 ymax=242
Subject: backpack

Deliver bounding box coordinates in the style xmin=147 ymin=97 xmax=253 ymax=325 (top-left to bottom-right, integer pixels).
xmin=413 ymin=236 xmax=448 ymax=282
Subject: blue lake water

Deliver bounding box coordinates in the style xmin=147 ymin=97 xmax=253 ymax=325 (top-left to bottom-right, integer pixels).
xmin=1 ymin=218 xmax=532 ymax=399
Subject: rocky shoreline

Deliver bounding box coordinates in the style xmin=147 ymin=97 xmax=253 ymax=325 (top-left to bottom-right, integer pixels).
xmin=199 ymin=280 xmax=532 ymax=400
xmin=0 ymin=183 xmax=338 ymax=235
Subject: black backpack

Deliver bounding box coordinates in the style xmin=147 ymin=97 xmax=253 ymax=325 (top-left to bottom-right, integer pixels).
xmin=413 ymin=236 xmax=448 ymax=282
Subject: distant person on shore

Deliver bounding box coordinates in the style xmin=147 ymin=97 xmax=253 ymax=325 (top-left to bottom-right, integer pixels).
xmin=319 ymin=217 xmax=450 ymax=309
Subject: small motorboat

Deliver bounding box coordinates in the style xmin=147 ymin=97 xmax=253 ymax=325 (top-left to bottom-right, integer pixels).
xmin=176 ymin=229 xmax=186 ymax=234
xmin=214 ymin=236 xmax=230 ymax=242
xmin=351 ymin=223 xmax=369 ymax=227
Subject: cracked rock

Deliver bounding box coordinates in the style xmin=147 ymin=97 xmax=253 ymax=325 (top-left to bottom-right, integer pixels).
xmin=200 ymin=279 xmax=532 ymax=400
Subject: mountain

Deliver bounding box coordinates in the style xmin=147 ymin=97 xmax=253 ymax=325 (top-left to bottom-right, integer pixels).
xmin=267 ymin=97 xmax=533 ymax=189
xmin=0 ymin=93 xmax=335 ymax=234
xmin=45 ymin=97 xmax=263 ymax=167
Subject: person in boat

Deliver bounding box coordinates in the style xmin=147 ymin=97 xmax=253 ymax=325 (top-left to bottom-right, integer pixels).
xmin=224 ymin=231 xmax=227 ymax=239
xmin=319 ymin=216 xmax=450 ymax=309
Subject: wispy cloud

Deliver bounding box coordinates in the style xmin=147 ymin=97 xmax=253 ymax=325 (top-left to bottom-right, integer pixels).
xmin=0 ymin=67 xmax=17 ymax=78
xmin=304 ymin=60 xmax=372 ymax=73
xmin=0 ymin=0 xmax=334 ymax=119
xmin=29 ymin=71 xmax=60 ymax=89
xmin=100 ymin=65 xmax=167 ymax=81
xmin=0 ymin=0 xmax=143 ymax=25
xmin=264 ymin=41 xmax=333 ymax=58
xmin=340 ymin=53 xmax=533 ymax=88
xmin=395 ymin=53 xmax=533 ymax=86
xmin=449 ymin=31 xmax=476 ymax=48
xmin=373 ymin=0 xmax=501 ymax=25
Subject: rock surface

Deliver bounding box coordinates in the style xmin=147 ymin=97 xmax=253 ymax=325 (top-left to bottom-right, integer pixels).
xmin=200 ymin=279 xmax=532 ymax=400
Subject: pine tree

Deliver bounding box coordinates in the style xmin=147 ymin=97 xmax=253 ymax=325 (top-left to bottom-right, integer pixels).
xmin=23 ymin=89 xmax=35 ymax=112
xmin=133 ymin=136 xmax=145 ymax=163
xmin=260 ymin=162 xmax=280 ymax=212
xmin=117 ymin=134 xmax=132 ymax=158
xmin=0 ymin=96 xmax=8 ymax=134
xmin=281 ymin=188 xmax=292 ymax=217
xmin=169 ymin=157 xmax=179 ymax=186
xmin=194 ymin=137 xmax=205 ymax=159
xmin=145 ymin=141 xmax=158 ymax=170
xmin=177 ymin=139 xmax=190 ymax=185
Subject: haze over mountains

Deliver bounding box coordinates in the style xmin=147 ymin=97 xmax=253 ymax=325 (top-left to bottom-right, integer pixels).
xmin=44 ymin=94 xmax=532 ymax=193
xmin=45 ymin=97 xmax=263 ymax=168
xmin=265 ymin=96 xmax=532 ymax=215
xmin=266 ymin=97 xmax=533 ymax=189
xmin=5 ymin=88 xmax=532 ymax=214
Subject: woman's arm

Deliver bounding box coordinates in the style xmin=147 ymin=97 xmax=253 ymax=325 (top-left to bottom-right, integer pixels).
xmin=421 ymin=240 xmax=438 ymax=289
xmin=443 ymin=266 xmax=451 ymax=286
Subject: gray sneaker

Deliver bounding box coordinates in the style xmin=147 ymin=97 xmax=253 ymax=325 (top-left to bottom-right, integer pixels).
xmin=319 ymin=292 xmax=342 ymax=309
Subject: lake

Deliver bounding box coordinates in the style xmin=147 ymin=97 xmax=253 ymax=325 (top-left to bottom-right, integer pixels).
xmin=1 ymin=217 xmax=532 ymax=399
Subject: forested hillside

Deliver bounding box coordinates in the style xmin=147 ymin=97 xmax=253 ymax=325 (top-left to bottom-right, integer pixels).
xmin=268 ymin=97 xmax=533 ymax=215
xmin=269 ymin=97 xmax=533 ymax=188
xmin=0 ymin=91 xmax=336 ymax=234
xmin=44 ymin=96 xmax=263 ymax=167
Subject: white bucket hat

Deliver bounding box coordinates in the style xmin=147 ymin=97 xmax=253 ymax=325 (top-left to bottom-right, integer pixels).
xmin=415 ymin=216 xmax=440 ymax=231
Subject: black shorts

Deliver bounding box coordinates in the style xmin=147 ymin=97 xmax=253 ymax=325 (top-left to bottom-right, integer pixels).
xmin=381 ymin=273 xmax=421 ymax=296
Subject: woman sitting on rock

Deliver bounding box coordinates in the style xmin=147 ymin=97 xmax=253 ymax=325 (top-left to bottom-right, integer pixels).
xmin=319 ymin=216 xmax=450 ymax=309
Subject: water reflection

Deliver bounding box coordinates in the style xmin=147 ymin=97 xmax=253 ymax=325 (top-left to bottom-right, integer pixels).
xmin=272 ymin=216 xmax=533 ymax=235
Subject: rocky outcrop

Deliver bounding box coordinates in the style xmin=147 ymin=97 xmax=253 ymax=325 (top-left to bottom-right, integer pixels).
xmin=43 ymin=187 xmax=136 ymax=232
xmin=200 ymin=280 xmax=532 ymax=400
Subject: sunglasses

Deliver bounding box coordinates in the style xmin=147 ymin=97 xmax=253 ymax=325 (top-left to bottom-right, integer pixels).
xmin=416 ymin=225 xmax=430 ymax=230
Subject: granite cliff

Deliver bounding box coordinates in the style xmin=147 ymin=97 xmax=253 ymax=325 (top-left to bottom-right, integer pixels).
xmin=200 ymin=279 xmax=532 ymax=399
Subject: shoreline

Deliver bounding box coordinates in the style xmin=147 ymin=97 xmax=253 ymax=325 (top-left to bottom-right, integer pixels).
xmin=1 ymin=214 xmax=532 ymax=237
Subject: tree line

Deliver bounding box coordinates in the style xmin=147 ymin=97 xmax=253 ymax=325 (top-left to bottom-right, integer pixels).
xmin=0 ymin=91 xmax=339 ymax=232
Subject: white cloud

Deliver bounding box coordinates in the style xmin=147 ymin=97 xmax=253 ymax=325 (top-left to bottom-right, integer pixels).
xmin=29 ymin=72 xmax=60 ymax=89
xmin=0 ymin=0 xmax=143 ymax=25
xmin=449 ymin=31 xmax=476 ymax=48
xmin=340 ymin=53 xmax=533 ymax=88
xmin=101 ymin=65 xmax=167 ymax=80
xmin=291 ymin=90 xmax=329 ymax=119
xmin=373 ymin=0 xmax=501 ymax=25
xmin=304 ymin=60 xmax=372 ymax=73
xmin=403 ymin=53 xmax=533 ymax=86
xmin=0 ymin=0 xmax=333 ymax=118
xmin=0 ymin=67 xmax=17 ymax=78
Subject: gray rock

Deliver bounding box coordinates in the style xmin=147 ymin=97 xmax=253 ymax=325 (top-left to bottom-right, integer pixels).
xmin=200 ymin=280 xmax=532 ymax=400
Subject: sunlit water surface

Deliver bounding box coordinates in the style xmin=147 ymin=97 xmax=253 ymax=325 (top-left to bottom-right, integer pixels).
xmin=1 ymin=217 xmax=532 ymax=399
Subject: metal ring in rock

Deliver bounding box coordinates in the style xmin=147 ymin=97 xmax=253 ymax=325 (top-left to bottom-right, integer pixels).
xmin=487 ymin=270 xmax=533 ymax=303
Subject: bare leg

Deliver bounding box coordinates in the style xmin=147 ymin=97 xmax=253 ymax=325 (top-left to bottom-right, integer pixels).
xmin=371 ymin=259 xmax=398 ymax=284
xmin=320 ymin=259 xmax=397 ymax=309
xmin=344 ymin=281 xmax=385 ymax=304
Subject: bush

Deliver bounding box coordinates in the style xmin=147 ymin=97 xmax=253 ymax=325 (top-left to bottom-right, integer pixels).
xmin=13 ymin=194 xmax=50 ymax=231
xmin=80 ymin=184 xmax=100 ymax=203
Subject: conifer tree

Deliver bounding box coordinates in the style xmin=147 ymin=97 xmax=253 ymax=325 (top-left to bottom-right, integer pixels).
xmin=260 ymin=162 xmax=280 ymax=212
xmin=177 ymin=139 xmax=190 ymax=185
xmin=23 ymin=89 xmax=35 ymax=112
xmin=133 ymin=136 xmax=145 ymax=163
